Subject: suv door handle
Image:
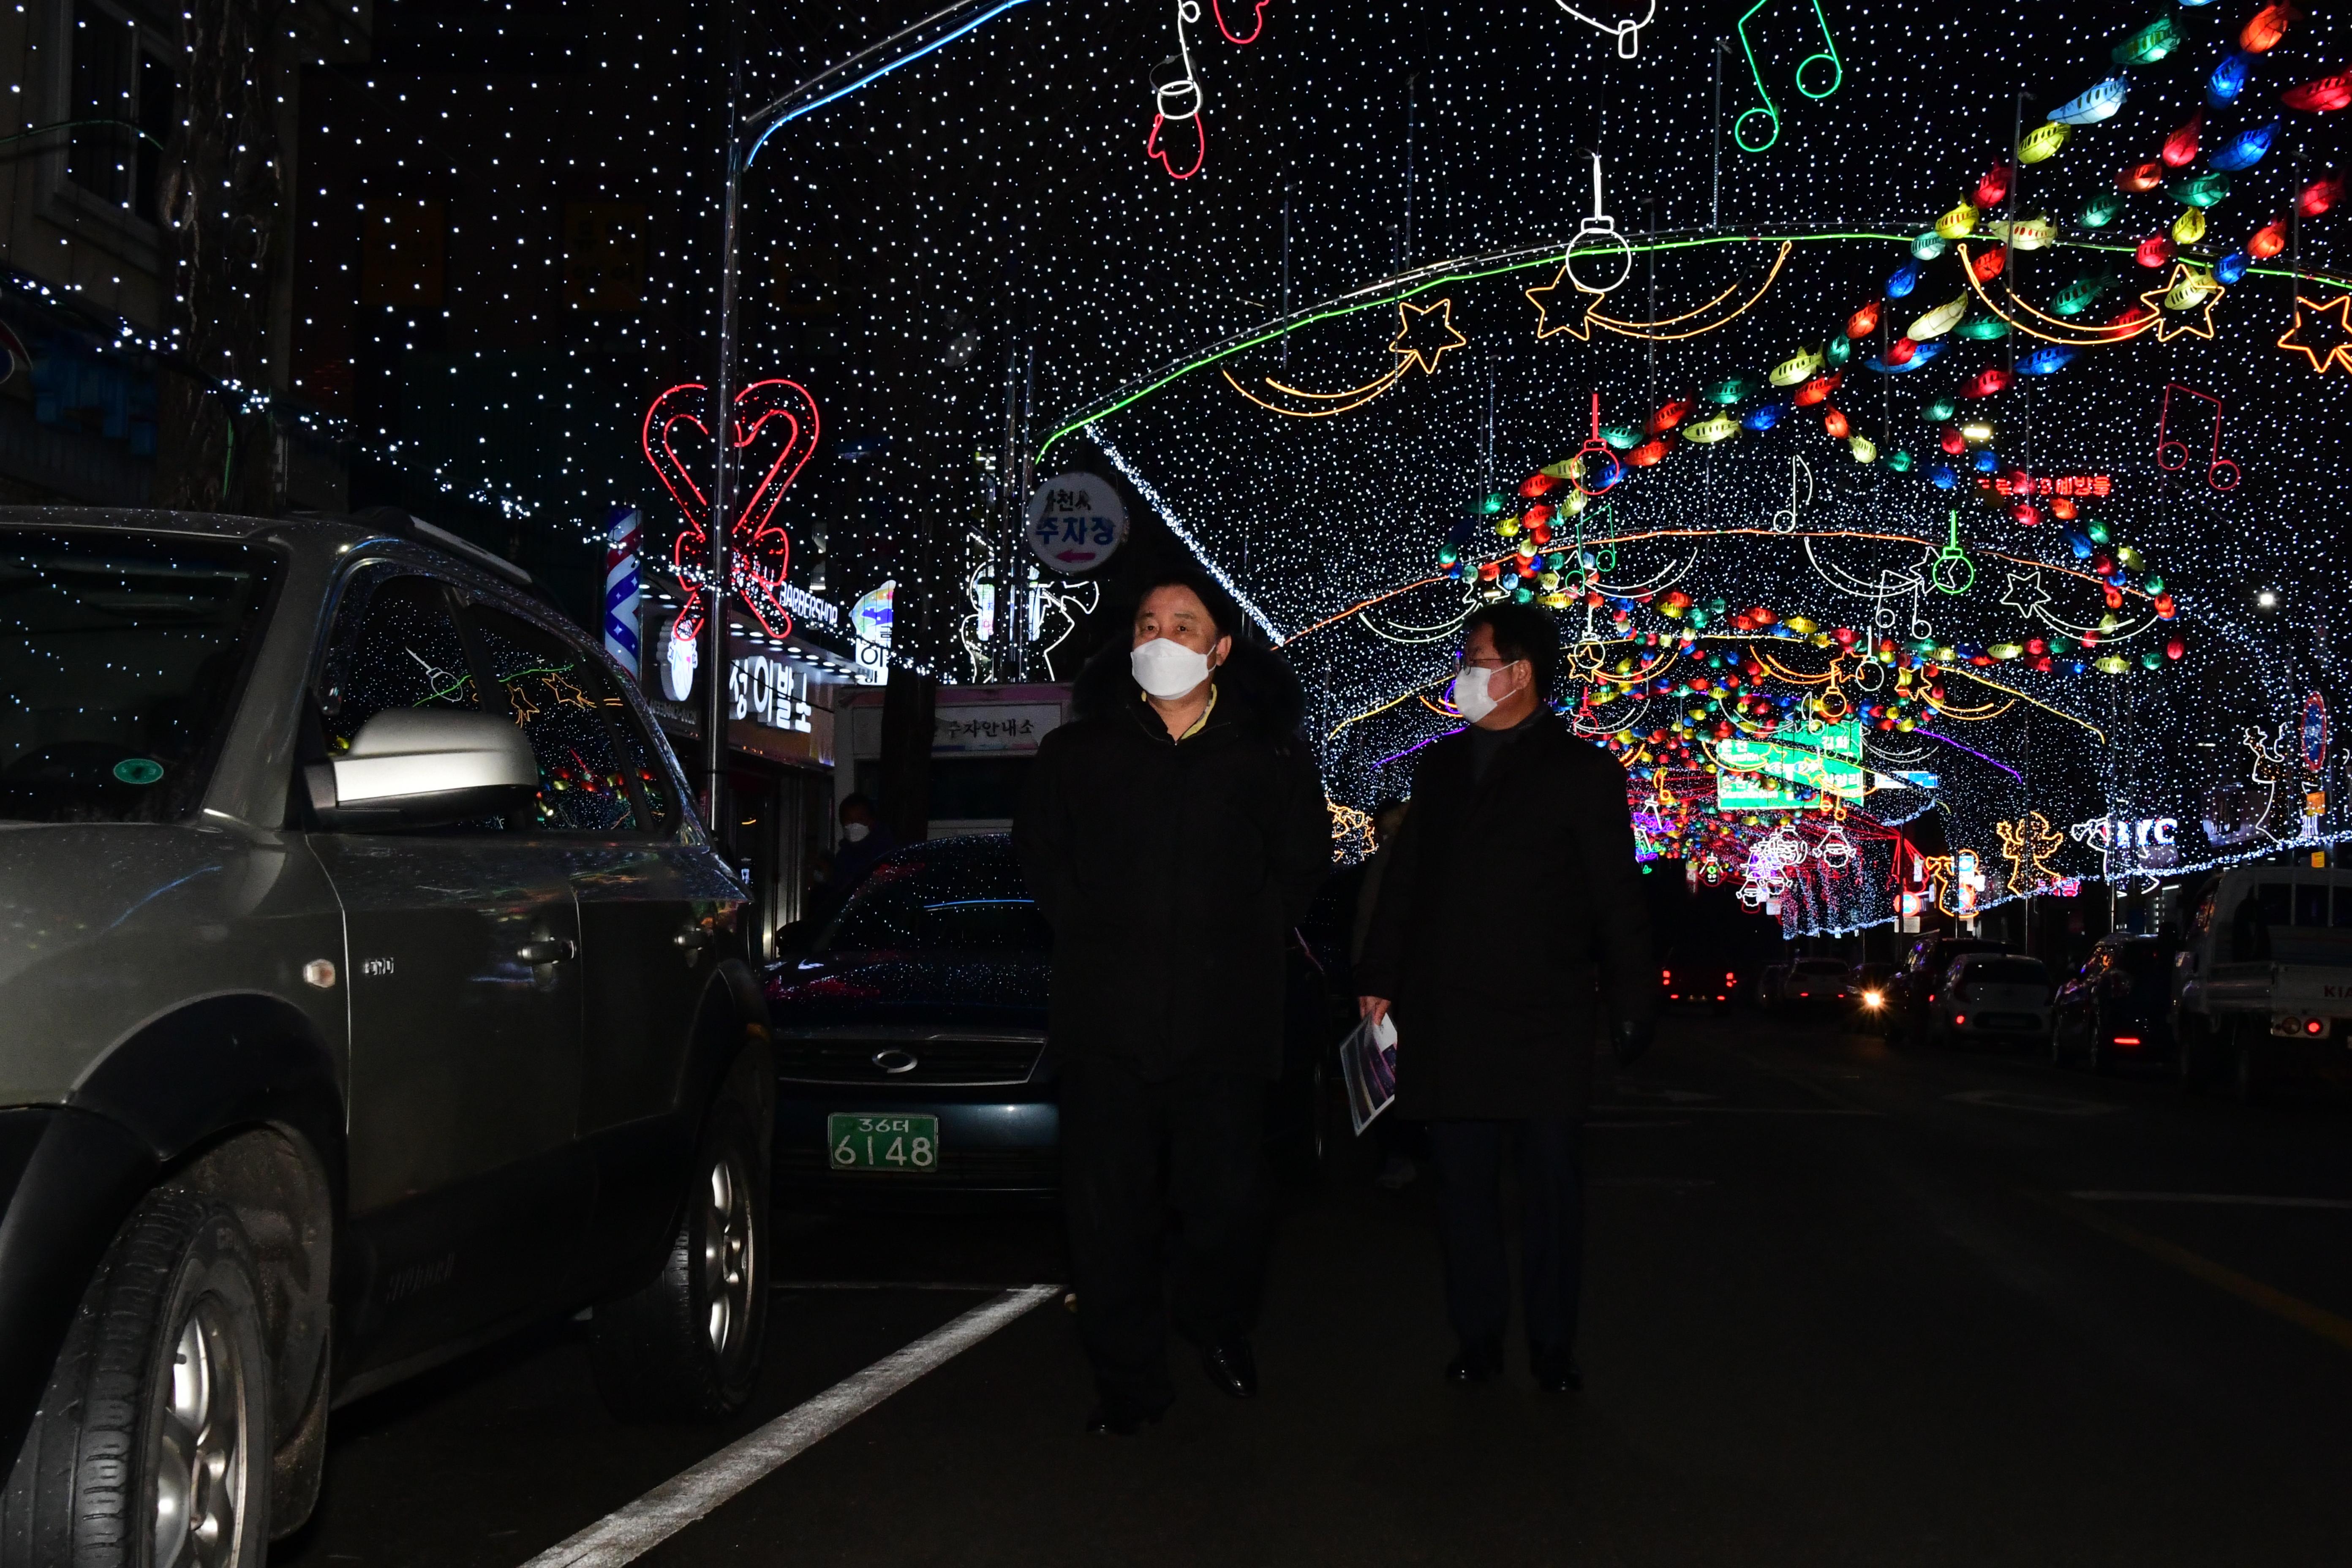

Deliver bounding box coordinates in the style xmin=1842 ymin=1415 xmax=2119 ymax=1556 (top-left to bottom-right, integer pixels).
xmin=517 ymin=938 xmax=577 ymax=964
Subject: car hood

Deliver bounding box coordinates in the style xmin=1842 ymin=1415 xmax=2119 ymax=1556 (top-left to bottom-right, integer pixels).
xmin=765 ymin=952 xmax=1049 ymax=1033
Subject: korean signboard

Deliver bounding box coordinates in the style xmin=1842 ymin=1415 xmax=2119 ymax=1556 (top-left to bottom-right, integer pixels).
xmin=1024 ymin=473 xmax=1127 ymax=574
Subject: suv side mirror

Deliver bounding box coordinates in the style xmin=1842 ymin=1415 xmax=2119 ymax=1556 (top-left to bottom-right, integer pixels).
xmin=305 ymin=709 xmax=539 ymax=830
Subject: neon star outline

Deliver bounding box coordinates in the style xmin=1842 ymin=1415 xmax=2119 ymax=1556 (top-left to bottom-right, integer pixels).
xmin=2277 ymin=292 xmax=2352 ymax=376
xmin=2134 ymin=263 xmax=2228 ymax=344
xmin=1388 ymin=297 xmax=1468 ymax=373
xmin=1998 ymin=567 xmax=2053 ymax=622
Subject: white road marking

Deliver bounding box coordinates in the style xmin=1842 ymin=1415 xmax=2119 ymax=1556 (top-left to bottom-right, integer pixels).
xmin=1596 ymin=1105 xmax=1878 ymax=1116
xmin=1945 ymin=1089 xmax=2117 ymax=1117
xmin=1586 ymin=1119 xmax=1693 ymax=1128
xmin=518 ymin=1285 xmax=1059 ymax=1568
xmin=2070 ymin=1191 xmax=2352 ymax=1211
xmin=772 ymin=1279 xmax=1011 ymax=1292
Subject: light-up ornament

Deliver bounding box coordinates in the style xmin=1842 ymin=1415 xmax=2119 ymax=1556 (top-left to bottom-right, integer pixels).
xmin=1912 ymin=232 xmax=1949 ymax=260
xmin=2283 ymin=74 xmax=2352 ymax=112
xmin=2051 ymin=275 xmax=2115 ymax=316
xmin=2208 ymin=120 xmax=2278 ymax=171
xmin=1768 ymin=347 xmax=1823 ymax=387
xmin=2112 ymin=14 xmax=2180 ymax=65
xmin=1571 ymin=392 xmax=1625 ymax=496
xmin=1146 ymin=0 xmax=1209 ymax=179
xmin=1867 ymin=340 xmax=1941 ymax=373
xmin=1552 ymin=0 xmax=1654 ymax=57
xmin=2210 ymin=52 xmax=2254 ymax=106
xmin=2240 ymin=3 xmax=2297 ymax=52
xmin=2276 ymin=293 xmax=2352 ymax=376
xmin=2172 ymin=207 xmax=2207 ymax=247
xmin=2169 ymin=170 xmax=2230 ymax=207
xmin=2017 ymin=346 xmax=2076 ymax=376
xmin=1887 ymin=261 xmax=1923 ymax=299
xmin=2118 ymin=160 xmax=2164 ymax=194
xmin=2140 ymin=262 xmax=2229 ymax=343
xmin=2249 ymin=217 xmax=2289 ymax=257
xmin=2215 ymin=251 xmax=2250 ymax=285
xmin=1563 ymin=152 xmax=1633 ymax=295
xmin=1935 ymin=203 xmax=1979 ymax=240
xmin=2134 ymin=234 xmax=2175 ymax=269
xmin=2080 ymin=192 xmax=2123 ymax=229
xmin=1975 ymin=166 xmax=2012 ymax=208
xmin=1685 ymin=415 xmax=1741 ymax=444
xmin=2052 ymin=75 xmax=2129 ymax=124
xmin=2018 ymin=122 xmax=2069 ymax=164
xmin=2299 ymin=177 xmax=2342 ymax=217
xmin=1905 ymin=295 xmax=1968 ymax=340
xmin=641 ymin=378 xmax=822 ymax=650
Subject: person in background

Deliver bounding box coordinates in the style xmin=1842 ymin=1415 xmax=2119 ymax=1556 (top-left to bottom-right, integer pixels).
xmin=1354 ymin=601 xmax=1654 ymax=1395
xmin=816 ymin=793 xmax=896 ymax=919
xmin=1349 ymin=798 xmax=1419 ymax=1190
xmin=1014 ymin=570 xmax=1331 ymax=1437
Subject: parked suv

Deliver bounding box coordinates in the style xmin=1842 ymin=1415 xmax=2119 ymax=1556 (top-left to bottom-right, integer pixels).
xmin=0 ymin=510 xmax=773 ymax=1567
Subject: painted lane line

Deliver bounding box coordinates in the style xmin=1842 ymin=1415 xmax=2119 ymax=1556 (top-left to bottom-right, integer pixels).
xmin=2070 ymin=1191 xmax=2352 ymax=1211
xmin=1586 ymin=1119 xmax=1693 ymax=1128
xmin=519 ymin=1285 xmax=1060 ymax=1568
xmin=1594 ymin=1105 xmax=1878 ymax=1116
xmin=2032 ymin=1194 xmax=2352 ymax=1356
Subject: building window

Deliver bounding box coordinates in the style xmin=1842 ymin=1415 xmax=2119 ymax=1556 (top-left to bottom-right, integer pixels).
xmin=65 ymin=0 xmax=177 ymax=222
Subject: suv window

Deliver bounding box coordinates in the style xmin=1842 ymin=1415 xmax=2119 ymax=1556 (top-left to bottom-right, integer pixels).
xmin=0 ymin=528 xmax=279 ymax=823
xmin=2297 ymin=883 xmax=2330 ymax=928
xmin=319 ymin=567 xmax=482 ymax=748
xmin=463 ymin=602 xmax=653 ymax=834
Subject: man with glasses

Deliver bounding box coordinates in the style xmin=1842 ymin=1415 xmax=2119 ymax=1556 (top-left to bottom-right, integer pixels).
xmin=1355 ymin=601 xmax=1654 ymax=1393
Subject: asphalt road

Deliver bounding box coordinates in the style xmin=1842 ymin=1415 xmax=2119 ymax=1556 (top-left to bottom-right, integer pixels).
xmin=271 ymin=1010 xmax=2352 ymax=1567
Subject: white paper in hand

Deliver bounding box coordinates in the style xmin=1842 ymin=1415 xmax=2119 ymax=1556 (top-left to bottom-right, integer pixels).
xmin=1339 ymin=1013 xmax=1400 ymax=1136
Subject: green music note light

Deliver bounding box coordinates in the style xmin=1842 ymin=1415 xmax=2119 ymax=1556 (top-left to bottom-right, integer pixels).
xmin=1734 ymin=0 xmax=1844 ymax=153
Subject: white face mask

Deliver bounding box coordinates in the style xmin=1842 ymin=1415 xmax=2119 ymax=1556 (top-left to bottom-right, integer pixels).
xmin=1452 ymin=664 xmax=1501 ymax=724
xmin=842 ymin=822 xmax=871 ymax=843
xmin=1131 ymin=637 xmax=1214 ymax=700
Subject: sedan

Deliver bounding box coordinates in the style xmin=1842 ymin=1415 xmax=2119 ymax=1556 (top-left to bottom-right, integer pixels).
xmin=765 ymin=833 xmax=1343 ymax=1204
xmin=1930 ymin=953 xmax=2053 ymax=1048
xmin=2052 ymin=935 xmax=2178 ymax=1072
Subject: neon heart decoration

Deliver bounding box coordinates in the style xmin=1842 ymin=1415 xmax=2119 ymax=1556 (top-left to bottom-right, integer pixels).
xmin=640 ymin=377 xmax=820 ymax=649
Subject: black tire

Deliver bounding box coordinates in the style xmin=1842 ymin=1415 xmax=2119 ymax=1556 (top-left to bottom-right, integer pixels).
xmin=2234 ymin=1024 xmax=2269 ymax=1106
xmin=2174 ymin=1015 xmax=2200 ymax=1089
xmin=3 ymin=1189 xmax=271 ymax=1568
xmin=590 ymin=1094 xmax=769 ymax=1420
xmin=2086 ymin=1010 xmax=2112 ymax=1075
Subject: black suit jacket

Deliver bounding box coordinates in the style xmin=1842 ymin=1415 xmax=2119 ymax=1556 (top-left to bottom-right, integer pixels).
xmin=1356 ymin=709 xmax=1654 ymax=1119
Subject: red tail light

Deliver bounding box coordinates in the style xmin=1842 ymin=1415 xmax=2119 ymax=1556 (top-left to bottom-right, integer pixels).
xmin=2112 ymin=1036 xmax=2142 ymax=1046
xmin=2308 ymin=1018 xmax=2328 ymax=1036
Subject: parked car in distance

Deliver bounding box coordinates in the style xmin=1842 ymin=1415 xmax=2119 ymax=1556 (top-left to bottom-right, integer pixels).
xmin=2052 ymin=935 xmax=2178 ymax=1072
xmin=1769 ymin=956 xmax=1854 ymax=1008
xmin=1662 ymin=948 xmax=1740 ymax=1009
xmin=765 ymin=833 xmax=1347 ymax=1205
xmin=1930 ymin=953 xmax=2053 ymax=1047
xmin=1887 ymin=934 xmax=2009 ymax=1044
xmin=1849 ymin=962 xmax=1900 ymax=1028
xmin=0 ymin=509 xmax=773 ymax=1566
xmin=2174 ymin=865 xmax=2352 ymax=1101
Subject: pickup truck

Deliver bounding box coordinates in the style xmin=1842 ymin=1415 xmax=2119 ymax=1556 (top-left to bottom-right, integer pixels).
xmin=2174 ymin=866 xmax=2352 ymax=1100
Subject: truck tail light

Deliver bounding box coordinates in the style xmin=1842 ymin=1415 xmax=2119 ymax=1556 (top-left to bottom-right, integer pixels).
xmin=2309 ymin=1018 xmax=2328 ymax=1036
xmin=2112 ymin=1035 xmax=2142 ymax=1046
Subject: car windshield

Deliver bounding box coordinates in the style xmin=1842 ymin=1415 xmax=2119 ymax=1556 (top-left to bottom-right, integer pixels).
xmin=817 ymin=838 xmax=1053 ymax=955
xmin=1795 ymin=960 xmax=1848 ymax=974
xmin=0 ymin=528 xmax=280 ymax=824
xmin=1963 ymin=958 xmax=2049 ymax=986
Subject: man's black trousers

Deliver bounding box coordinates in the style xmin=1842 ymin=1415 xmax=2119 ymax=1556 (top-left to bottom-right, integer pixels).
xmin=1426 ymin=1117 xmax=1585 ymax=1360
xmin=1060 ymin=1058 xmax=1267 ymax=1414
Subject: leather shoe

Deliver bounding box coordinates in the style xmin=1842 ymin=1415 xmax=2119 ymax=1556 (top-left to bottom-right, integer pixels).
xmin=1446 ymin=1339 xmax=1503 ymax=1384
xmin=1533 ymin=1353 xmax=1583 ymax=1394
xmin=1201 ymin=1338 xmax=1258 ymax=1399
xmin=1085 ymin=1401 xmax=1165 ymax=1437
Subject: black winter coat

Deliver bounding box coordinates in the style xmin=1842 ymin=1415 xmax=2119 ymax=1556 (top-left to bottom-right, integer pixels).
xmin=1013 ymin=645 xmax=1332 ymax=1081
xmin=1356 ymin=710 xmax=1654 ymax=1119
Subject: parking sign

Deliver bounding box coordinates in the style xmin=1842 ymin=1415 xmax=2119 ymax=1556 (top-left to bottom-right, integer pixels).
xmin=1024 ymin=473 xmax=1127 ymax=574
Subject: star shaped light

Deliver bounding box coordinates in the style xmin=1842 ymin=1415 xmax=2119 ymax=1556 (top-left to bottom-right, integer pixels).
xmin=1388 ymin=297 xmax=1469 ymax=374
xmin=1524 ymin=261 xmax=1599 ymax=341
xmin=1998 ymin=567 xmax=2053 ymax=621
xmin=2277 ymin=292 xmax=2352 ymax=376
xmin=2134 ymin=262 xmax=2227 ymax=343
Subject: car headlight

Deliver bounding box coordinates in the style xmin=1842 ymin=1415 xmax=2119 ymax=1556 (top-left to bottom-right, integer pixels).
xmin=1861 ymin=990 xmax=1883 ymax=1008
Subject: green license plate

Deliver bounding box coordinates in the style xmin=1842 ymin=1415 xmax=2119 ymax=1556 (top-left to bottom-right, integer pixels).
xmin=827 ymin=1113 xmax=940 ymax=1173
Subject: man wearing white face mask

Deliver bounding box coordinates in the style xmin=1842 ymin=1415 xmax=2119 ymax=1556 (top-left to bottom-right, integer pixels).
xmin=1356 ymin=602 xmax=1654 ymax=1395
xmin=1015 ymin=571 xmax=1331 ymax=1436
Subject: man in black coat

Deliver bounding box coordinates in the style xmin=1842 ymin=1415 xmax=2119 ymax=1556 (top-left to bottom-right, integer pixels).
xmin=1356 ymin=601 xmax=1654 ymax=1394
xmin=1014 ymin=570 xmax=1331 ymax=1435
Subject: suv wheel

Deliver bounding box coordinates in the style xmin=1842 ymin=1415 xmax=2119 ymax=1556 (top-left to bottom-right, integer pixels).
xmin=590 ymin=1093 xmax=769 ymax=1419
xmin=4 ymin=1189 xmax=270 ymax=1568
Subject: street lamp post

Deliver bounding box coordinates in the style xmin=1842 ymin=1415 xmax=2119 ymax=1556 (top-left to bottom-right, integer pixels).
xmin=696 ymin=0 xmax=1041 ymax=832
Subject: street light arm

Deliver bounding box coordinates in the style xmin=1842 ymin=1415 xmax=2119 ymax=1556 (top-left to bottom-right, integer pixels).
xmin=743 ymin=0 xmax=1038 ymax=163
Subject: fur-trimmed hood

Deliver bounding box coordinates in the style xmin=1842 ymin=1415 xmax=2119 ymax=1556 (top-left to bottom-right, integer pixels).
xmin=1071 ymin=638 xmax=1308 ymax=748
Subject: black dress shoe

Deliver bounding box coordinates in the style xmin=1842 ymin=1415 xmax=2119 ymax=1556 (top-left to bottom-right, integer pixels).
xmin=1446 ymin=1339 xmax=1503 ymax=1384
xmin=1085 ymin=1401 xmax=1166 ymax=1436
xmin=1201 ymin=1338 xmax=1258 ymax=1399
xmin=1533 ymin=1354 xmax=1583 ymax=1394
